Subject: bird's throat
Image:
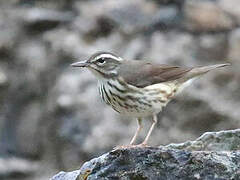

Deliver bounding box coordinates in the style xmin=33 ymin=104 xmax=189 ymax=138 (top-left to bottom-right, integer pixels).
xmin=88 ymin=67 xmax=117 ymax=80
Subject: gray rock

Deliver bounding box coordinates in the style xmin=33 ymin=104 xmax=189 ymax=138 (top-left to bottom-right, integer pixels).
xmin=74 ymin=0 xmax=181 ymax=36
xmin=0 ymin=8 xmax=22 ymax=53
xmin=219 ymin=0 xmax=240 ymax=25
xmin=152 ymin=0 xmax=184 ymax=5
xmin=0 ymin=68 xmax=7 ymax=87
xmin=183 ymin=0 xmax=235 ymax=32
xmin=51 ymin=129 xmax=240 ymax=180
xmin=0 ymin=157 xmax=38 ymax=179
xmin=83 ymin=149 xmax=240 ymax=180
xmin=23 ymin=8 xmax=74 ymax=25
xmin=228 ymin=28 xmax=240 ymax=64
xmin=194 ymin=33 xmax=228 ymax=61
xmin=0 ymin=0 xmax=18 ymax=6
xmin=19 ymin=0 xmax=76 ymax=10
xmin=50 ymin=170 xmax=80 ymax=180
xmin=165 ymin=129 xmax=240 ymax=151
xmin=22 ymin=8 xmax=74 ymax=33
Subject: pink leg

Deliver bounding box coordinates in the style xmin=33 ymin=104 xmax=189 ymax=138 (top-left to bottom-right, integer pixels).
xmin=130 ymin=118 xmax=142 ymax=145
xmin=141 ymin=114 xmax=157 ymax=145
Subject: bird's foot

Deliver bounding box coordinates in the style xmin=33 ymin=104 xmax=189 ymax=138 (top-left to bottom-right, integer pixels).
xmin=113 ymin=143 xmax=150 ymax=150
xmin=136 ymin=143 xmax=150 ymax=148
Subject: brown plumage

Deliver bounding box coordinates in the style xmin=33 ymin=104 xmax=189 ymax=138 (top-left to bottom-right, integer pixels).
xmin=118 ymin=61 xmax=230 ymax=88
xmin=118 ymin=61 xmax=192 ymax=88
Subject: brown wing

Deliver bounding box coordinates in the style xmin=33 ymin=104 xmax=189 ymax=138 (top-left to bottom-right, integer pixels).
xmin=118 ymin=60 xmax=192 ymax=88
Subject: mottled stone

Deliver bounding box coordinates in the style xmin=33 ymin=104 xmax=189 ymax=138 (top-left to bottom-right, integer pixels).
xmin=74 ymin=0 xmax=180 ymax=36
xmin=83 ymin=148 xmax=240 ymax=180
xmin=23 ymin=8 xmax=74 ymax=32
xmin=23 ymin=8 xmax=74 ymax=24
xmin=219 ymin=0 xmax=240 ymax=25
xmin=183 ymin=0 xmax=235 ymax=32
xmin=165 ymin=129 xmax=240 ymax=151
xmin=145 ymin=31 xmax=195 ymax=65
xmin=50 ymin=170 xmax=80 ymax=180
xmin=51 ymin=129 xmax=240 ymax=180
xmin=0 ymin=68 xmax=7 ymax=86
xmin=194 ymin=33 xmax=228 ymax=61
xmin=0 ymin=157 xmax=38 ymax=179
xmin=228 ymin=28 xmax=240 ymax=63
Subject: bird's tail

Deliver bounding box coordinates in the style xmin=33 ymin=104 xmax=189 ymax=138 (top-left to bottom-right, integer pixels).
xmin=182 ymin=63 xmax=231 ymax=81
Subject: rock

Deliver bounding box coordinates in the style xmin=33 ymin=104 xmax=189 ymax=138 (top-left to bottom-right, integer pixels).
xmin=194 ymin=33 xmax=228 ymax=61
xmin=51 ymin=129 xmax=240 ymax=180
xmin=183 ymin=0 xmax=235 ymax=32
xmin=23 ymin=8 xmax=74 ymax=24
xmin=19 ymin=0 xmax=75 ymax=10
xmin=82 ymin=149 xmax=240 ymax=180
xmin=105 ymin=4 xmax=180 ymax=34
xmin=152 ymin=0 xmax=184 ymax=6
xmin=148 ymin=5 xmax=181 ymax=33
xmin=228 ymin=28 xmax=240 ymax=64
xmin=144 ymin=31 xmax=195 ymax=66
xmin=165 ymin=129 xmax=240 ymax=151
xmin=50 ymin=170 xmax=80 ymax=180
xmin=0 ymin=157 xmax=38 ymax=179
xmin=0 ymin=8 xmax=22 ymax=54
xmin=0 ymin=0 xmax=18 ymax=6
xmin=0 ymin=38 xmax=52 ymax=158
xmin=219 ymin=0 xmax=240 ymax=25
xmin=22 ymin=8 xmax=74 ymax=32
xmin=74 ymin=0 xmax=180 ymax=36
xmin=0 ymin=68 xmax=7 ymax=87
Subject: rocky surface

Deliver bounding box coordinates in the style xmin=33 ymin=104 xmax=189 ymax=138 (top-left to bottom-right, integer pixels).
xmin=0 ymin=0 xmax=240 ymax=179
xmin=165 ymin=129 xmax=240 ymax=151
xmin=51 ymin=129 xmax=240 ymax=180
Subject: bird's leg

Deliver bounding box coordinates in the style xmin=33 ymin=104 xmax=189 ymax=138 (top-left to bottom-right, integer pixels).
xmin=140 ymin=114 xmax=158 ymax=146
xmin=129 ymin=118 xmax=142 ymax=145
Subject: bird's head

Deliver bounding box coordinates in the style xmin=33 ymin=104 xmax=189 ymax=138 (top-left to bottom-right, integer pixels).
xmin=71 ymin=52 xmax=123 ymax=79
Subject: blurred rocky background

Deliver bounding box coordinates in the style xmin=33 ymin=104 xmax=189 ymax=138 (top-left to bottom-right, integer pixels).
xmin=0 ymin=0 xmax=239 ymax=179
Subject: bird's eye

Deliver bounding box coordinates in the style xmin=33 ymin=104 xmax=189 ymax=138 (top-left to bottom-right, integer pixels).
xmin=97 ymin=58 xmax=105 ymax=64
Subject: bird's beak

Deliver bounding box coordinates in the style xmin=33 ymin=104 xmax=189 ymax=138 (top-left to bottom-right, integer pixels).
xmin=71 ymin=61 xmax=89 ymax=68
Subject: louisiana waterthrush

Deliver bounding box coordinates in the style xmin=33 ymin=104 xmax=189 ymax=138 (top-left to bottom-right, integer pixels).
xmin=71 ymin=52 xmax=230 ymax=146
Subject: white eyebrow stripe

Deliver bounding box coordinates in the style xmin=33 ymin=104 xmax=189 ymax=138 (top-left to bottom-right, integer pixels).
xmin=94 ymin=54 xmax=123 ymax=61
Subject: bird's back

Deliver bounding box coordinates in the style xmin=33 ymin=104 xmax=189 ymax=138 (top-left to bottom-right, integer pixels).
xmin=118 ymin=60 xmax=230 ymax=88
xmin=118 ymin=60 xmax=192 ymax=88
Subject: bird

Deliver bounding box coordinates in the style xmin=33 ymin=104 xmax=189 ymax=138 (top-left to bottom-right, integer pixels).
xmin=71 ymin=51 xmax=230 ymax=147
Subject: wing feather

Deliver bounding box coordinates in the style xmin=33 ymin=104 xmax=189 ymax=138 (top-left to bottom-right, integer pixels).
xmin=118 ymin=60 xmax=192 ymax=88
